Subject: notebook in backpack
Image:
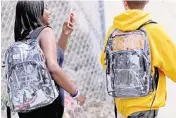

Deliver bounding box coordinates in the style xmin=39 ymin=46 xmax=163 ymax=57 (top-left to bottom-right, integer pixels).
xmin=105 ymin=20 xmax=159 ymax=98
xmin=3 ymin=26 xmax=59 ymax=113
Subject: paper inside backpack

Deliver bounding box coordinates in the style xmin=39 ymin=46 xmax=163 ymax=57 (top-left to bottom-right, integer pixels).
xmin=112 ymin=33 xmax=144 ymax=51
xmin=30 ymin=89 xmax=47 ymax=107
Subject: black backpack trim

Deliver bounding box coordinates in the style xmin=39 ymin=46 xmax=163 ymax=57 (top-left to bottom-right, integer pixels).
xmin=138 ymin=20 xmax=159 ymax=89
xmin=138 ymin=20 xmax=157 ymax=29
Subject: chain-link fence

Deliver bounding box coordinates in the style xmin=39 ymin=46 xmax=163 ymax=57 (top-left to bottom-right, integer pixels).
xmin=1 ymin=1 xmax=116 ymax=118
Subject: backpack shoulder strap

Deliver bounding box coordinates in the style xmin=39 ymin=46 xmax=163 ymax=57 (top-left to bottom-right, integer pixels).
xmin=138 ymin=20 xmax=159 ymax=88
xmin=138 ymin=20 xmax=157 ymax=29
xmin=7 ymin=106 xmax=11 ymax=118
xmin=28 ymin=25 xmax=51 ymax=39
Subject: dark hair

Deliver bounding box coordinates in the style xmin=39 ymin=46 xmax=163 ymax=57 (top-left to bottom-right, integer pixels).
xmin=14 ymin=1 xmax=44 ymax=41
xmin=126 ymin=1 xmax=148 ymax=9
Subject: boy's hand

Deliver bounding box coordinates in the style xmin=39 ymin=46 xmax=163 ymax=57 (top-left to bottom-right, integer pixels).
xmin=62 ymin=13 xmax=74 ymax=36
xmin=77 ymin=94 xmax=86 ymax=105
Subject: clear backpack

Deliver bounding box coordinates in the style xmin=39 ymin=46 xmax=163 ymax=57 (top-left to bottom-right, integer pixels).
xmin=105 ymin=20 xmax=159 ymax=98
xmin=3 ymin=26 xmax=59 ymax=113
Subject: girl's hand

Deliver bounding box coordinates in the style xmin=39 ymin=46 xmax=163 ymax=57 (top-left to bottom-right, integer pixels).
xmin=62 ymin=13 xmax=74 ymax=36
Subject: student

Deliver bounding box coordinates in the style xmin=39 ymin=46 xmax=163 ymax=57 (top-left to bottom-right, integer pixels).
xmin=12 ymin=1 xmax=85 ymax=118
xmin=100 ymin=0 xmax=176 ymax=118
xmin=42 ymin=4 xmax=75 ymax=118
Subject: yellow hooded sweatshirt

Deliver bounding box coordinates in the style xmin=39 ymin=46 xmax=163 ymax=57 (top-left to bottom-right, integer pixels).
xmin=100 ymin=10 xmax=176 ymax=118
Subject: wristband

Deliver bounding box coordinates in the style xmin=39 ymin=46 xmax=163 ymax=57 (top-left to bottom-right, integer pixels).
xmin=70 ymin=89 xmax=80 ymax=99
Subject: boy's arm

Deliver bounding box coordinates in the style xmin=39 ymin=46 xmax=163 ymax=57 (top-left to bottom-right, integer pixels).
xmin=100 ymin=41 xmax=106 ymax=71
xmin=100 ymin=26 xmax=115 ymax=71
xmin=151 ymin=26 xmax=176 ymax=82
